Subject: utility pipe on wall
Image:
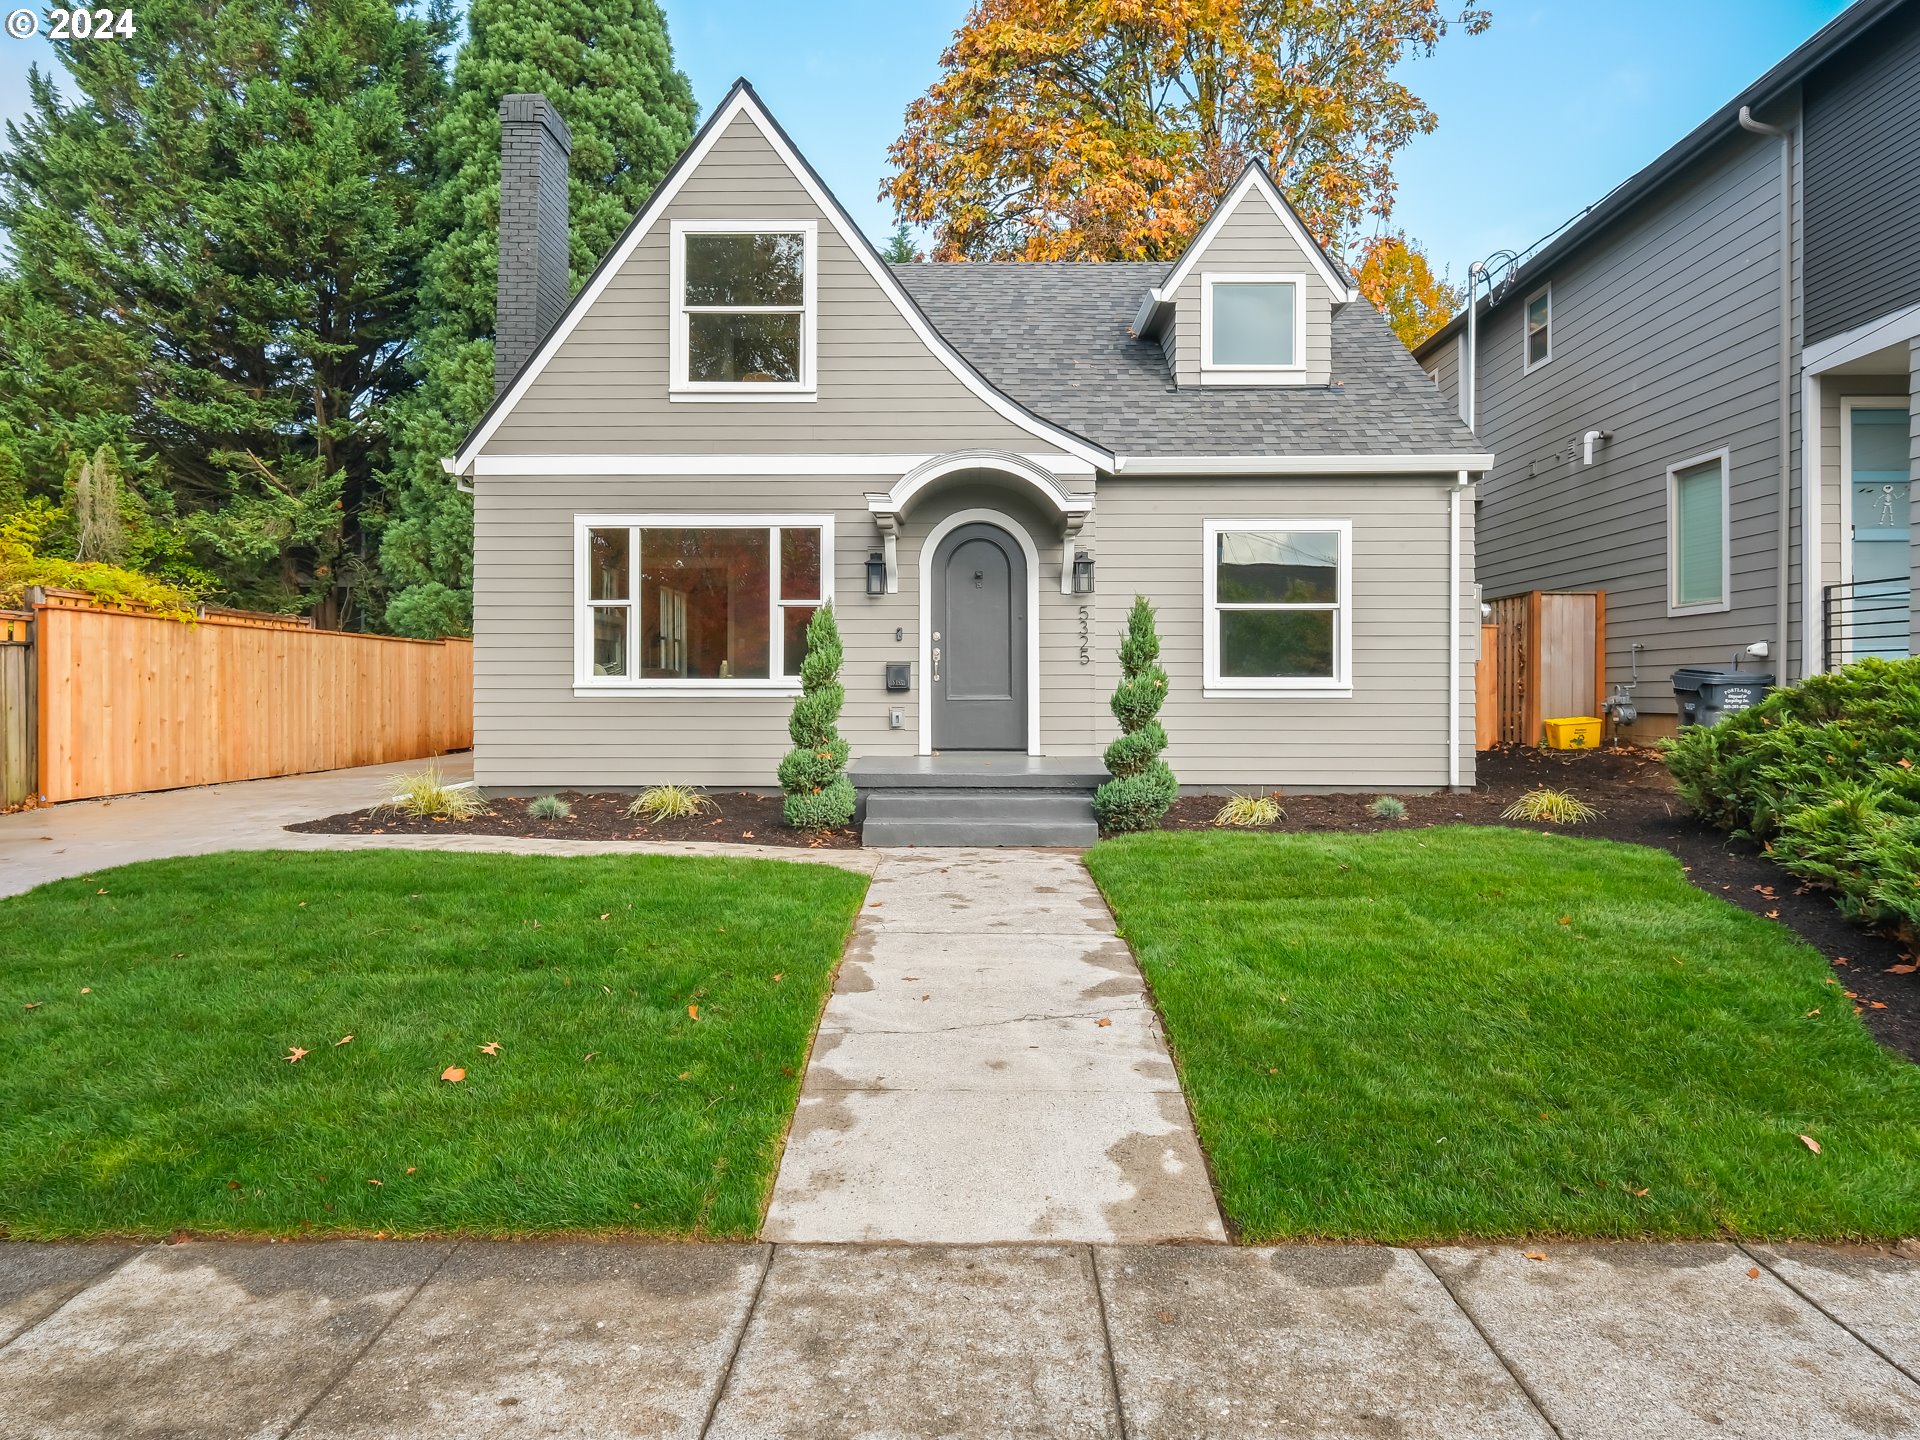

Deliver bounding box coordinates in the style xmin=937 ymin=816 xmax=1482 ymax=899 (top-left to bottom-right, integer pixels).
xmin=1448 ymin=475 xmax=1464 ymax=790
xmin=1738 ymin=104 xmax=1795 ymax=678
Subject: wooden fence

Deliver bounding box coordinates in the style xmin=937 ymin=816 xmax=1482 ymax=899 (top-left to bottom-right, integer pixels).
xmin=1480 ymin=591 xmax=1607 ymax=748
xmin=1 ymin=611 xmax=33 ymax=808
xmin=24 ymin=591 xmax=471 ymax=804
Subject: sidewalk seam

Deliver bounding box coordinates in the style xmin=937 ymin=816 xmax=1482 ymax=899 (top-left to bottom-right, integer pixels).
xmin=1739 ymin=1243 xmax=1920 ymax=1390
xmin=697 ymin=1242 xmax=776 ymax=1439
xmin=1085 ymin=1247 xmax=1133 ymax=1440
xmin=0 ymin=1245 xmax=144 ymax=1358
xmin=275 ymin=1239 xmax=461 ymax=1440
xmin=1412 ymin=1248 xmax=1567 ymax=1440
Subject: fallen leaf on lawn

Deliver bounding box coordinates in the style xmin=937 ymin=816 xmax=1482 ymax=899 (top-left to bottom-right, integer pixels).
xmin=441 ymin=1066 xmax=465 ymax=1083
xmin=96 ymin=888 xmax=107 ymax=895
xmin=479 ymin=1041 xmax=502 ymax=1056
xmin=1747 ymin=1266 xmax=1761 ymax=1279
xmin=1899 ymin=757 xmax=1914 ymax=770
xmin=79 ymin=987 xmax=90 ymax=994
xmin=1632 ymin=1188 xmax=1650 ymax=1197
xmin=405 ymin=1167 xmax=416 ymax=1174
xmin=678 ymin=1071 xmax=690 ymax=1080
xmin=172 ymin=952 xmax=185 ymax=958
xmin=1556 ymin=915 xmax=1571 ymax=926
xmin=688 ymin=1004 xmax=699 ymax=1021
xmin=335 ymin=1034 xmax=353 ymax=1046
xmin=1888 ymin=964 xmax=1917 ymax=975
xmin=286 ymin=1047 xmax=309 ymax=1063
xmin=228 ymin=1180 xmax=240 ymax=1189
xmin=1806 ymin=1009 xmax=1821 ymax=1017
xmin=1799 ymin=1134 xmax=1822 ymax=1154
xmin=584 ymin=1052 xmax=598 ymax=1062
xmin=771 ymin=972 xmax=784 ymax=982
xmin=368 ymin=1178 xmax=383 ymax=1187
xmin=1096 ymin=1017 xmax=1113 ymax=1028
xmin=600 ymin=913 xmax=610 ymax=921
xmin=1524 ymin=1251 xmax=1547 ymax=1262
xmin=1765 ymin=909 xmax=1780 ymax=920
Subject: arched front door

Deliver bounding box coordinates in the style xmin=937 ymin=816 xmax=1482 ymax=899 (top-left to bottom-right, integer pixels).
xmin=930 ymin=521 xmax=1027 ymax=750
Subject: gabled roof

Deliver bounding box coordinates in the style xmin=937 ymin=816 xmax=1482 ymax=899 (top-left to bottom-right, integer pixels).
xmin=1414 ymin=0 xmax=1910 ymax=360
xmin=448 ymin=80 xmax=1111 ymax=475
xmin=1134 ymin=163 xmax=1360 ymax=335
xmin=894 ymin=262 xmax=1484 ymax=463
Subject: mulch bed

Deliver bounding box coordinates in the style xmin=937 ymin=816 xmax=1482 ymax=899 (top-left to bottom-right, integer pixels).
xmin=291 ymin=746 xmax=1917 ymax=1059
xmin=287 ymin=790 xmax=860 ymax=850
xmin=1168 ymin=744 xmax=1919 ymax=1062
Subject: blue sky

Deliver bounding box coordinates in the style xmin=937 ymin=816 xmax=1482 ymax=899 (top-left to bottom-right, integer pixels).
xmin=0 ymin=0 xmax=1852 ymax=279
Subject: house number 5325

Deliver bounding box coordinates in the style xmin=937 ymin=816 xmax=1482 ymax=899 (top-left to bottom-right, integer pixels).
xmin=1077 ymin=605 xmax=1091 ymax=666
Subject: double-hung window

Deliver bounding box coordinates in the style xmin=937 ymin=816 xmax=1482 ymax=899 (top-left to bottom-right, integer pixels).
xmin=670 ymin=220 xmax=816 ymax=398
xmin=1667 ymin=450 xmax=1730 ymax=615
xmin=1200 ymin=273 xmax=1305 ymax=384
xmin=577 ymin=516 xmax=832 ymax=692
xmin=1202 ymin=520 xmax=1352 ymax=695
xmin=1523 ymin=284 xmax=1552 ymax=372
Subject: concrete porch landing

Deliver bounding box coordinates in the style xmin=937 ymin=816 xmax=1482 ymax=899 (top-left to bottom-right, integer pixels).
xmin=852 ymin=753 xmax=1109 ymax=847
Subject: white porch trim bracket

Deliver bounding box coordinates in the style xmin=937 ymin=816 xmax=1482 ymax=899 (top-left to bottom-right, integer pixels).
xmin=865 ymin=449 xmax=1095 ymax=594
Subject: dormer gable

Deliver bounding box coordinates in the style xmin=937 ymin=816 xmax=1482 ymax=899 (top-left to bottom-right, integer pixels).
xmin=1133 ymin=165 xmax=1358 ymax=390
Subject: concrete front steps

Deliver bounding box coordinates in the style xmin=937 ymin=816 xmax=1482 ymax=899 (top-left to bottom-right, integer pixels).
xmin=853 ymin=754 xmax=1107 ymax=848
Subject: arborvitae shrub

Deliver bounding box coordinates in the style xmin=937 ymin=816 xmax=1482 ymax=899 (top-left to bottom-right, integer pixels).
xmin=779 ymin=603 xmax=856 ymax=829
xmin=1093 ymin=596 xmax=1177 ymax=833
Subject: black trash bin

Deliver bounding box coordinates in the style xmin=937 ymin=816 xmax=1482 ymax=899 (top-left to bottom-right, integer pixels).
xmin=1671 ymin=666 xmax=1774 ymax=728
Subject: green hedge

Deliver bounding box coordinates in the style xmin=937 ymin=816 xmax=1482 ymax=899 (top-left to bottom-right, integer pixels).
xmin=1664 ymin=657 xmax=1920 ymax=943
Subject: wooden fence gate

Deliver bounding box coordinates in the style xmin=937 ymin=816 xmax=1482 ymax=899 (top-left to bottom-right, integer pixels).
xmin=1480 ymin=591 xmax=1607 ymax=748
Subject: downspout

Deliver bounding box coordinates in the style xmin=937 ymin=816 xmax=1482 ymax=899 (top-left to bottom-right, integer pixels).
xmin=1465 ymin=264 xmax=1484 ymax=432
xmin=1449 ymin=474 xmax=1464 ymax=789
xmin=1739 ymin=104 xmax=1794 ymax=675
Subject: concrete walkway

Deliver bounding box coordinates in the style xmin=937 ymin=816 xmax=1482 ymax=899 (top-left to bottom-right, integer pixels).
xmin=765 ymin=847 xmax=1226 ymax=1244
xmin=2 ymin=1238 xmax=1917 ymax=1438
xmin=0 ymin=756 xmax=876 ymax=900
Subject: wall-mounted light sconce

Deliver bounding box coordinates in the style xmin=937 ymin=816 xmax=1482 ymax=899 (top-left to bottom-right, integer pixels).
xmin=1072 ymin=551 xmax=1095 ymax=594
xmin=865 ymin=552 xmax=887 ymax=597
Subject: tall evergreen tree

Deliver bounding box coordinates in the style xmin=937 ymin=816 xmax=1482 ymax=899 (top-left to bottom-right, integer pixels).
xmin=380 ymin=0 xmax=697 ymax=637
xmin=0 ymin=0 xmax=454 ymax=624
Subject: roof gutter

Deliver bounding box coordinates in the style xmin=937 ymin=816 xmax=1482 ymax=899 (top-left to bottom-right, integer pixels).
xmin=1738 ymin=103 xmax=1795 ymax=677
xmin=1115 ymin=453 xmax=1493 ymax=477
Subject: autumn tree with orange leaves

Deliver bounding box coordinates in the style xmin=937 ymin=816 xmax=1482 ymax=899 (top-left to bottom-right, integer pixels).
xmin=1354 ymin=231 xmax=1461 ymax=347
xmin=884 ymin=0 xmax=1489 ymax=267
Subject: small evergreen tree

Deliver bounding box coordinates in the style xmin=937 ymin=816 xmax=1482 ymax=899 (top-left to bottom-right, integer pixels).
xmin=779 ymin=603 xmax=856 ymax=829
xmin=1092 ymin=596 xmax=1177 ymax=832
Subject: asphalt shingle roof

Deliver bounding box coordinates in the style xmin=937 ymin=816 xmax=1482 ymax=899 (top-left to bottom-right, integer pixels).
xmin=890 ymin=261 xmax=1484 ymax=460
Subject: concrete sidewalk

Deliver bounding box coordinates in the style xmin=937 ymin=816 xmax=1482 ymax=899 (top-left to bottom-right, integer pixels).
xmin=1 ymin=1238 xmax=1916 ymax=1438
xmin=764 ymin=848 xmax=1226 ymax=1244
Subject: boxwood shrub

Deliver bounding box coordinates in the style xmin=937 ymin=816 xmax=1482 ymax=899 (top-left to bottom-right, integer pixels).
xmin=1664 ymin=657 xmax=1920 ymax=943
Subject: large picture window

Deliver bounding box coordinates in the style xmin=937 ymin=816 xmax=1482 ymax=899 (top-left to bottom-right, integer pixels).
xmin=670 ymin=221 xmax=816 ymax=398
xmin=1200 ymin=273 xmax=1305 ymax=384
xmin=576 ymin=516 xmax=832 ymax=692
xmin=1202 ymin=520 xmax=1352 ymax=695
xmin=1667 ymin=450 xmax=1729 ymax=615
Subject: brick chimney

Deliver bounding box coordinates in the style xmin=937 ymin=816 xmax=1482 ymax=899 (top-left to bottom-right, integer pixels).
xmin=495 ymin=93 xmax=573 ymax=395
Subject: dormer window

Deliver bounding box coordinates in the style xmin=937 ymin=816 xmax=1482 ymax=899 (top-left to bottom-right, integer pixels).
xmin=670 ymin=220 xmax=817 ymax=399
xmin=1200 ymin=273 xmax=1305 ymax=384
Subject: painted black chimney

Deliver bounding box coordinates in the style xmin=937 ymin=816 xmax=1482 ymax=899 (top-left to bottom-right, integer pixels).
xmin=494 ymin=93 xmax=573 ymax=395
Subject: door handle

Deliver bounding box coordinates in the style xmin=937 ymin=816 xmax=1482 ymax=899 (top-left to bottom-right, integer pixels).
xmin=932 ymin=646 xmax=940 ymax=682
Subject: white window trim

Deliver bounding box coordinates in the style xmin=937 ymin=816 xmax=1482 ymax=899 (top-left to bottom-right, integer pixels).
xmin=1522 ymin=283 xmax=1553 ymax=375
xmin=1666 ymin=447 xmax=1732 ymax=617
xmin=1198 ymin=272 xmax=1307 ymax=385
xmin=1201 ymin=518 xmax=1354 ymax=698
xmin=573 ymin=512 xmax=834 ymax=696
xmin=668 ymin=219 xmax=818 ymax=401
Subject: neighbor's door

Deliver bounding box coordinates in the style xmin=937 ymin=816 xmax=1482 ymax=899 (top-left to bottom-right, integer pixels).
xmin=1847 ymin=401 xmax=1912 ymax=660
xmin=931 ymin=521 xmax=1027 ymax=750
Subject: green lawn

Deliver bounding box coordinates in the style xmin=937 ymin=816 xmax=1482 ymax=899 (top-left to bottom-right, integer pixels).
xmin=0 ymin=850 xmax=868 ymax=1240
xmin=1087 ymin=828 xmax=1920 ymax=1243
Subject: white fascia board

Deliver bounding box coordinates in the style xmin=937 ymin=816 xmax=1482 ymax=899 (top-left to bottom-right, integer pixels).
xmin=470 ymin=452 xmax=1098 ymax=478
xmin=1115 ymin=453 xmax=1494 ymax=477
xmin=450 ymin=87 xmax=1111 ymax=476
xmin=1157 ymin=167 xmax=1359 ymax=305
xmin=1801 ymin=297 xmax=1920 ymax=373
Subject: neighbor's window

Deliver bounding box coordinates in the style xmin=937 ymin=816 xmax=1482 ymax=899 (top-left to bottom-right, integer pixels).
xmin=1202 ymin=274 xmax=1303 ymax=376
xmin=1524 ymin=285 xmax=1552 ymax=371
xmin=673 ymin=222 xmax=815 ymax=392
xmin=1203 ymin=520 xmax=1351 ymax=692
xmin=580 ymin=519 xmax=830 ymax=686
xmin=1668 ymin=452 xmax=1729 ymax=613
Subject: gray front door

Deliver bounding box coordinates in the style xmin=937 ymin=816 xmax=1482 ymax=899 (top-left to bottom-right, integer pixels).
xmin=931 ymin=522 xmax=1027 ymax=750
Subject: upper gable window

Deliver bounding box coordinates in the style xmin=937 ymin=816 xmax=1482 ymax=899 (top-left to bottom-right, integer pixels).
xmin=1201 ymin=273 xmax=1305 ymax=383
xmin=1523 ymin=284 xmax=1552 ymax=372
xmin=670 ymin=220 xmax=817 ymax=399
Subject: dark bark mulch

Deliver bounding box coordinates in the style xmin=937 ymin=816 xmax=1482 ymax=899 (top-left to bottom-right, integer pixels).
xmin=1167 ymin=745 xmax=1919 ymax=1062
xmin=287 ymin=790 xmax=860 ymax=849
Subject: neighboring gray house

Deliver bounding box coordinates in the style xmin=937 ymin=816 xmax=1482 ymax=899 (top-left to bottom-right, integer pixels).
xmin=1419 ymin=0 xmax=1919 ymax=736
xmin=448 ymin=82 xmax=1489 ymax=842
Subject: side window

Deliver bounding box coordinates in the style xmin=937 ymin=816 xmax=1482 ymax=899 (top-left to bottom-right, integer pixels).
xmin=1202 ymin=520 xmax=1352 ymax=694
xmin=1668 ymin=451 xmax=1730 ymax=614
xmin=1523 ymin=285 xmax=1552 ymax=372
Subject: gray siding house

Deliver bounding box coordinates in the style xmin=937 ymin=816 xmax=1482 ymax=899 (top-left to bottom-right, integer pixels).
xmin=1419 ymin=0 xmax=1920 ymax=733
xmin=448 ymin=82 xmax=1489 ymax=836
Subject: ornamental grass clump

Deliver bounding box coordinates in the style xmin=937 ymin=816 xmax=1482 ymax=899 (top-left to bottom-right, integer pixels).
xmin=628 ymin=784 xmax=713 ymax=822
xmin=1368 ymin=795 xmax=1408 ymax=821
xmin=1664 ymin=657 xmax=1920 ymax=943
xmin=527 ymin=794 xmax=571 ymax=821
xmin=1501 ymin=787 xmax=1599 ymax=825
xmin=1214 ymin=792 xmax=1282 ymax=828
xmin=1093 ymin=596 xmax=1177 ymax=833
xmin=384 ymin=766 xmax=483 ymax=820
xmin=779 ymin=603 xmax=855 ymax=830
